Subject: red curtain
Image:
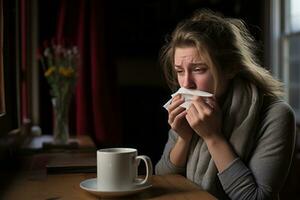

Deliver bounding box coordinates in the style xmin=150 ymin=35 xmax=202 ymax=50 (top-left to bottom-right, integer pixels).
xmin=55 ymin=0 xmax=122 ymax=145
xmin=20 ymin=0 xmax=29 ymax=122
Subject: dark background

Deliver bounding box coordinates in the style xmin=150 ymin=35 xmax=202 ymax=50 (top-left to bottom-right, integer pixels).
xmin=37 ymin=0 xmax=265 ymax=166
xmin=2 ymin=0 xmax=299 ymax=199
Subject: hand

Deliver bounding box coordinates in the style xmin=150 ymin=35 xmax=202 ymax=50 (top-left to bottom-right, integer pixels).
xmin=185 ymin=96 xmax=222 ymax=141
xmin=167 ymin=94 xmax=193 ymax=141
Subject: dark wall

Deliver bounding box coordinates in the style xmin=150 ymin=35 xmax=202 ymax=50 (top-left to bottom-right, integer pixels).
xmin=104 ymin=0 xmax=265 ymax=165
xmin=37 ymin=0 xmax=265 ymax=165
xmin=105 ymin=0 xmax=265 ymax=58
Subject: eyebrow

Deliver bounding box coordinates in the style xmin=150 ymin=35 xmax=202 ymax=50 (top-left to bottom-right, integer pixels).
xmin=174 ymin=62 xmax=207 ymax=68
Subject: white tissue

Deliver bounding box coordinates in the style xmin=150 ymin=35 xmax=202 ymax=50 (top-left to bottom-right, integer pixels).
xmin=163 ymin=87 xmax=213 ymax=109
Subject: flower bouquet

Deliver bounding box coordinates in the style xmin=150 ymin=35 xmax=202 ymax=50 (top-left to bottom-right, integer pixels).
xmin=39 ymin=41 xmax=79 ymax=144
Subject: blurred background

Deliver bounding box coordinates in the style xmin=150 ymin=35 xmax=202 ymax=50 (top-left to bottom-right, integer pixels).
xmin=0 ymin=0 xmax=300 ymax=198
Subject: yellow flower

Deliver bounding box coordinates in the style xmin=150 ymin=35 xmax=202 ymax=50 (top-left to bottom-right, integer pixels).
xmin=59 ymin=67 xmax=74 ymax=77
xmin=44 ymin=67 xmax=56 ymax=77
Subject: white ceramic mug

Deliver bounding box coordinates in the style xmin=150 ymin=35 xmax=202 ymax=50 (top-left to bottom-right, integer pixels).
xmin=97 ymin=148 xmax=152 ymax=190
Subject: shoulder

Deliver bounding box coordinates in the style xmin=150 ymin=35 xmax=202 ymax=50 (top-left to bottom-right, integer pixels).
xmin=259 ymin=96 xmax=296 ymax=140
xmin=262 ymin=96 xmax=295 ymax=122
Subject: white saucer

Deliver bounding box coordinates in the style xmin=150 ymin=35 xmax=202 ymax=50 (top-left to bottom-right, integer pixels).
xmin=80 ymin=178 xmax=152 ymax=198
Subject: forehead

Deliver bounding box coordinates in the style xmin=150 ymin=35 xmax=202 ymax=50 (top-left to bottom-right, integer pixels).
xmin=174 ymin=47 xmax=208 ymax=65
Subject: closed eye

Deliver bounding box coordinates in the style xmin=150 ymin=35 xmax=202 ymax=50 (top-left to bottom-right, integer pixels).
xmin=174 ymin=66 xmax=184 ymax=75
xmin=193 ymin=66 xmax=207 ymax=73
xmin=175 ymin=69 xmax=184 ymax=73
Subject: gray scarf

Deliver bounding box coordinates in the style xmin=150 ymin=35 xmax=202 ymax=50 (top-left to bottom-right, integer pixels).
xmin=186 ymin=78 xmax=263 ymax=196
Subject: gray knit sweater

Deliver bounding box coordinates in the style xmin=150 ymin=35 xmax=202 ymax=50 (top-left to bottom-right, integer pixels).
xmin=155 ymin=97 xmax=296 ymax=200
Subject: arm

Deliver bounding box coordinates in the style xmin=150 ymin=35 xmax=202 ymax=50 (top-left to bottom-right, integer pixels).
xmin=187 ymin=97 xmax=296 ymax=199
xmin=205 ymin=134 xmax=237 ymax=172
xmin=186 ymin=96 xmax=237 ymax=172
xmin=218 ymin=102 xmax=296 ymax=199
xmin=155 ymin=129 xmax=187 ymax=175
xmin=156 ymin=94 xmax=194 ymax=173
xmin=170 ymin=135 xmax=192 ymax=167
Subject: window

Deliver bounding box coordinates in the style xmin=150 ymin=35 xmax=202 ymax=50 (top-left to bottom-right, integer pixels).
xmin=288 ymin=0 xmax=300 ymax=32
xmin=0 ymin=0 xmax=20 ymax=136
xmin=1 ymin=0 xmax=42 ymax=138
xmin=269 ymin=0 xmax=300 ymax=122
xmin=283 ymin=0 xmax=300 ymax=122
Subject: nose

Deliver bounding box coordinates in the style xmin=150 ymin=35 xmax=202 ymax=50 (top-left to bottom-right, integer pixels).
xmin=182 ymin=73 xmax=196 ymax=89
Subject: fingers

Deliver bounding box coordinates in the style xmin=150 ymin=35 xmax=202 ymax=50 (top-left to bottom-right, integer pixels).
xmin=204 ymin=97 xmax=217 ymax=110
xmin=168 ymin=105 xmax=186 ymax=124
xmin=168 ymin=95 xmax=185 ymax=124
xmin=168 ymin=95 xmax=219 ymax=129
xmin=186 ymin=103 xmax=202 ymax=120
xmin=168 ymin=94 xmax=184 ymax=112
xmin=171 ymin=110 xmax=187 ymax=128
xmin=190 ymin=96 xmax=214 ymax=115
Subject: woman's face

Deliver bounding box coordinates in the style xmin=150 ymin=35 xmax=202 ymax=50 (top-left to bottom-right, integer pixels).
xmin=174 ymin=46 xmax=214 ymax=93
xmin=174 ymin=46 xmax=228 ymax=97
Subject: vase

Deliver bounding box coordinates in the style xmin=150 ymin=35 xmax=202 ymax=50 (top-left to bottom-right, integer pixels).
xmin=52 ymin=97 xmax=70 ymax=144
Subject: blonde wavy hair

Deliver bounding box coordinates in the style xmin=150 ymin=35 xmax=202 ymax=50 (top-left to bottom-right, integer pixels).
xmin=160 ymin=9 xmax=284 ymax=97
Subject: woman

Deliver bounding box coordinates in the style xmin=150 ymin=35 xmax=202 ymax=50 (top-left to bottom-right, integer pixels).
xmin=155 ymin=9 xmax=296 ymax=200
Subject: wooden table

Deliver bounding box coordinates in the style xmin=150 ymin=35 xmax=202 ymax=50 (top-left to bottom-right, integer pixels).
xmin=2 ymin=173 xmax=217 ymax=200
xmin=20 ymin=135 xmax=97 ymax=174
xmin=2 ymin=135 xmax=217 ymax=199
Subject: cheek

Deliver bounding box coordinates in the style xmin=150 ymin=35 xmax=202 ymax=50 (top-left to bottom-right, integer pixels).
xmin=177 ymin=76 xmax=185 ymax=87
xmin=195 ymin=75 xmax=215 ymax=92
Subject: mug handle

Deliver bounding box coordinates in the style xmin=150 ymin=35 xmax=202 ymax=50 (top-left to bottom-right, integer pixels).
xmin=135 ymin=155 xmax=153 ymax=186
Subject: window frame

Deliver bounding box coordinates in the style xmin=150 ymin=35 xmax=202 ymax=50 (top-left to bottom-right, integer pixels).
xmin=0 ymin=0 xmax=21 ymax=136
xmin=269 ymin=0 xmax=300 ymax=122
